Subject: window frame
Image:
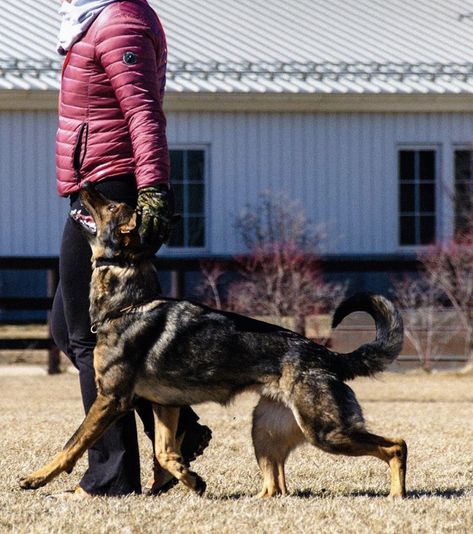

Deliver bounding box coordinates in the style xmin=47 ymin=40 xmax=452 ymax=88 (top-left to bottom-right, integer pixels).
xmin=161 ymin=144 xmax=210 ymax=255
xmin=397 ymin=144 xmax=441 ymax=249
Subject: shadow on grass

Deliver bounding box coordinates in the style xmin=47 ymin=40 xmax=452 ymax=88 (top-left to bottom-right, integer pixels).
xmin=207 ymin=489 xmax=386 ymax=500
xmin=207 ymin=492 xmax=251 ymax=501
xmin=207 ymin=487 xmax=466 ymax=501
xmin=266 ymin=487 xmax=466 ymax=499
xmin=294 ymin=488 xmax=384 ymax=498
xmin=408 ymin=488 xmax=465 ymax=499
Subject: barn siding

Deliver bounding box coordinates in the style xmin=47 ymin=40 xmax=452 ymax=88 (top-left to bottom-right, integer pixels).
xmin=0 ymin=111 xmax=65 ymax=256
xmin=1 ymin=110 xmax=473 ymax=257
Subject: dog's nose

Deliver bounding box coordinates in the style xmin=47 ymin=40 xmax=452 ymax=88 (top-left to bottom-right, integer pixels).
xmin=82 ymin=181 xmax=92 ymax=191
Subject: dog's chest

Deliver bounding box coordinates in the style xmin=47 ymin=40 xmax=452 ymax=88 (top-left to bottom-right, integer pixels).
xmin=134 ymin=377 xmax=185 ymax=404
xmin=133 ymin=375 xmax=224 ymax=405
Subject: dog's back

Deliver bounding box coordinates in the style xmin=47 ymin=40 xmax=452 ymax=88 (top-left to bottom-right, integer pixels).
xmin=132 ymin=294 xmax=403 ymax=407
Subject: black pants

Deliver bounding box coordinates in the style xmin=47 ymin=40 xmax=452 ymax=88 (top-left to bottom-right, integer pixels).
xmin=50 ymin=176 xmax=194 ymax=495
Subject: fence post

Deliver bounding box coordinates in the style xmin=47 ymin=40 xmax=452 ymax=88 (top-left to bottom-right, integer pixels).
xmin=47 ymin=264 xmax=60 ymax=374
xmin=169 ymin=269 xmax=185 ymax=299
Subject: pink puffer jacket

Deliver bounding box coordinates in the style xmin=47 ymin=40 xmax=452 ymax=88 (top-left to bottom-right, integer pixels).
xmin=56 ymin=0 xmax=169 ymax=196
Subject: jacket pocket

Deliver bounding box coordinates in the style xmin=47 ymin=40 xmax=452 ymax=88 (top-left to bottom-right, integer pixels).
xmin=73 ymin=122 xmax=89 ymax=179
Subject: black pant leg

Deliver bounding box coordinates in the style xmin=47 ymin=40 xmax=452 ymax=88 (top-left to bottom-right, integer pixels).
xmin=51 ymin=213 xmax=142 ymax=496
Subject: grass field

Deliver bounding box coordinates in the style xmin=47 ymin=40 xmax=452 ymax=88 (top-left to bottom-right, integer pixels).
xmin=1 ymin=371 xmax=473 ymax=533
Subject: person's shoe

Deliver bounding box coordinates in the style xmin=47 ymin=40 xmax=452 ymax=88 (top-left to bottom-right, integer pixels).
xmin=46 ymin=485 xmax=92 ymax=500
xmin=180 ymin=423 xmax=212 ymax=466
xmin=143 ymin=423 xmax=212 ymax=496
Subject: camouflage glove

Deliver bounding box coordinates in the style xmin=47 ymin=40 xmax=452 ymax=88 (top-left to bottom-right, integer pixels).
xmin=136 ymin=185 xmax=177 ymax=252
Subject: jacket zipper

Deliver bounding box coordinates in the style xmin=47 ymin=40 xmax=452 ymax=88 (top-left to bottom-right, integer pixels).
xmin=73 ymin=122 xmax=89 ymax=181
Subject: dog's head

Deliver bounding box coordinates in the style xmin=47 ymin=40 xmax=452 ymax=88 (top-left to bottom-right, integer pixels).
xmin=77 ymin=182 xmax=150 ymax=263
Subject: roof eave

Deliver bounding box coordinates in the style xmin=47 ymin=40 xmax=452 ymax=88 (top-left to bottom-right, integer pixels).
xmin=165 ymin=92 xmax=473 ymax=112
xmin=2 ymin=90 xmax=473 ymax=112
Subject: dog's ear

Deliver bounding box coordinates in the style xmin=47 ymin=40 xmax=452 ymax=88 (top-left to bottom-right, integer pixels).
xmin=119 ymin=212 xmax=137 ymax=235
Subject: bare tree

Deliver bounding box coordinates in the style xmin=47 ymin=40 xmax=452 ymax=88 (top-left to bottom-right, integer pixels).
xmin=196 ymin=261 xmax=226 ymax=310
xmin=228 ymin=192 xmax=346 ymax=335
xmin=393 ymin=276 xmax=459 ymax=371
xmin=419 ymin=238 xmax=473 ymax=362
xmin=196 ymin=191 xmax=346 ymax=337
xmin=227 ymin=241 xmax=346 ymax=335
xmin=235 ymin=190 xmax=326 ymax=251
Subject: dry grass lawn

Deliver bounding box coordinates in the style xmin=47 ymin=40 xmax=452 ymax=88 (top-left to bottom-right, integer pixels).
xmin=1 ymin=371 xmax=473 ymax=533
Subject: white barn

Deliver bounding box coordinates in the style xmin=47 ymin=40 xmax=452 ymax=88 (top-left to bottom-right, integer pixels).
xmin=1 ymin=0 xmax=473 ymax=260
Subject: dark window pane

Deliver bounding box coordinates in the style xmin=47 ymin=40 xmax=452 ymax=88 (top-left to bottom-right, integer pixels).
xmin=188 ymin=151 xmax=204 ymax=182
xmin=419 ymin=215 xmax=436 ymax=244
xmin=419 ymin=183 xmax=435 ymax=212
xmin=419 ymin=150 xmax=435 ymax=181
xmin=455 ymin=151 xmax=473 ymax=234
xmin=455 ymin=150 xmax=472 ymax=183
xmin=400 ymin=215 xmax=416 ymax=245
xmin=170 ymin=150 xmax=184 ymax=182
xmin=168 ymin=149 xmax=206 ymax=248
xmin=455 ymin=182 xmax=473 ymax=205
xmin=188 ymin=217 xmax=205 ymax=247
xmin=455 ymin=182 xmax=473 ymax=233
xmin=188 ymin=184 xmax=204 ymax=214
xmin=399 ymin=151 xmax=415 ymax=182
xmin=400 ymin=184 xmax=415 ymax=212
xmin=173 ymin=183 xmax=184 ymax=213
xmin=168 ymin=217 xmax=184 ymax=247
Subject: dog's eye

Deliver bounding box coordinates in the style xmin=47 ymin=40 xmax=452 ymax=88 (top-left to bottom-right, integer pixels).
xmin=108 ymin=204 xmax=118 ymax=212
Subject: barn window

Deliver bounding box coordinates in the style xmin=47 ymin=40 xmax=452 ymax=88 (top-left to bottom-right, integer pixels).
xmin=167 ymin=149 xmax=206 ymax=248
xmin=454 ymin=149 xmax=473 ymax=235
xmin=399 ymin=149 xmax=437 ymax=246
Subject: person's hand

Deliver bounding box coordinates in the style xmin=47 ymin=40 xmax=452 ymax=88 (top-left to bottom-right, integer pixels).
xmin=136 ymin=185 xmax=178 ymax=252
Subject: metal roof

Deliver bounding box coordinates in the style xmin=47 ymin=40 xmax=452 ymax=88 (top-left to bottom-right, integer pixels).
xmin=2 ymin=0 xmax=473 ymax=94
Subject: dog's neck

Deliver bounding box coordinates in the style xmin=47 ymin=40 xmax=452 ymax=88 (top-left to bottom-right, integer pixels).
xmin=89 ymin=259 xmax=160 ymax=326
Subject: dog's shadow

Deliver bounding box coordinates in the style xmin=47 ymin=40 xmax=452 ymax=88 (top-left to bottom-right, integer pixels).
xmin=407 ymin=488 xmax=465 ymax=499
xmin=294 ymin=487 xmax=466 ymax=499
xmin=208 ymin=487 xmax=465 ymax=500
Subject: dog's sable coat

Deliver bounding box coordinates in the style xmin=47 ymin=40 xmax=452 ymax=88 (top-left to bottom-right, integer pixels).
xmin=20 ymin=184 xmax=407 ymax=498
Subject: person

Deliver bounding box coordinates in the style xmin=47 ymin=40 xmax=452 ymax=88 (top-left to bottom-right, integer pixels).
xmin=50 ymin=0 xmax=211 ymax=498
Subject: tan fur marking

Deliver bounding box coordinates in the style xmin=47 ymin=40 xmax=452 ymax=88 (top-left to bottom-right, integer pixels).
xmin=152 ymin=405 xmax=206 ymax=495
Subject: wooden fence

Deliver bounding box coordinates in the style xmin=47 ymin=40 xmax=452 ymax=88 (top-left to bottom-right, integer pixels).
xmin=0 ymin=254 xmax=422 ymax=374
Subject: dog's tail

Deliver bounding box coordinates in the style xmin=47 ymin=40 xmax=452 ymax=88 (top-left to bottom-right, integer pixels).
xmin=326 ymin=293 xmax=404 ymax=381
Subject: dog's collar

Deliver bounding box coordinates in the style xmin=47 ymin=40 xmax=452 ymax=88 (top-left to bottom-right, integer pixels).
xmin=94 ymin=257 xmax=135 ymax=268
xmin=90 ymin=298 xmax=166 ymax=334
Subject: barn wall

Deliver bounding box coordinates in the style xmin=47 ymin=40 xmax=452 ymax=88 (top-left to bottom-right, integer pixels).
xmin=1 ymin=110 xmax=473 ymax=257
xmin=168 ymin=111 xmax=473 ymax=255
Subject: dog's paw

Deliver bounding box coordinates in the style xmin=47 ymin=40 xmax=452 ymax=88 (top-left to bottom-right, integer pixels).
xmin=19 ymin=471 xmax=50 ymax=490
xmin=192 ymin=473 xmax=206 ymax=496
xmin=19 ymin=476 xmax=42 ymax=490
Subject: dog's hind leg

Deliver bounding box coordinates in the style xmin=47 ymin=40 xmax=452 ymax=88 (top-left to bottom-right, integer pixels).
xmin=152 ymin=404 xmax=206 ymax=495
xmin=252 ymin=397 xmax=305 ymax=498
xmin=19 ymin=393 xmax=126 ymax=490
xmin=291 ymin=381 xmax=407 ymax=498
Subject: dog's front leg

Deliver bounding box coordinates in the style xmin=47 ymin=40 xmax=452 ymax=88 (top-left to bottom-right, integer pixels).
xmin=153 ymin=404 xmax=206 ymax=495
xmin=19 ymin=393 xmax=125 ymax=490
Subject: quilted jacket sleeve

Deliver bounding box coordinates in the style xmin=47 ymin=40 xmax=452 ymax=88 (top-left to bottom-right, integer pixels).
xmin=95 ymin=17 xmax=170 ymax=187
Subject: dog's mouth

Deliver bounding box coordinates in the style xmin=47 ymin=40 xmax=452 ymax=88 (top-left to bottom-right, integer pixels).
xmin=78 ymin=181 xmax=109 ymax=225
xmin=77 ymin=182 xmax=139 ymax=250
xmin=70 ymin=205 xmax=97 ymax=235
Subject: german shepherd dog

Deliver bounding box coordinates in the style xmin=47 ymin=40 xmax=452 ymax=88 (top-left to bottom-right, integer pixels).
xmin=20 ymin=183 xmax=407 ymax=498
